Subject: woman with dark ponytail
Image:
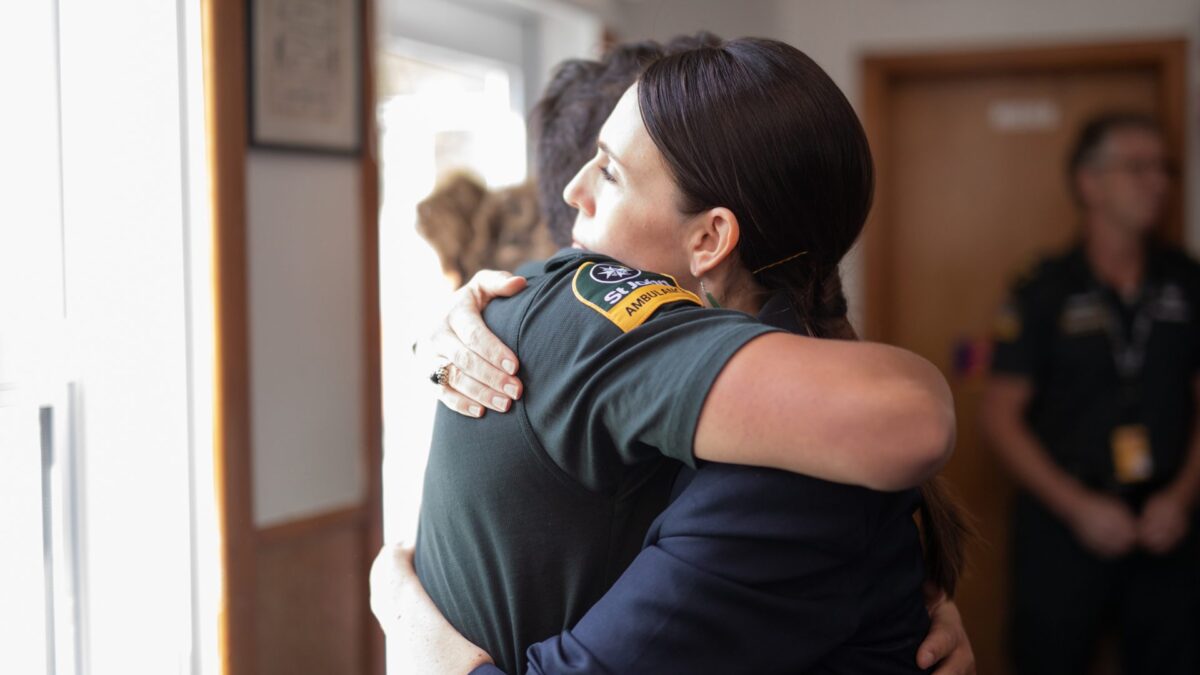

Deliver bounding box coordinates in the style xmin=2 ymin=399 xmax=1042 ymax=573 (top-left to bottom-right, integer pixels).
xmin=376 ymin=36 xmax=974 ymax=674
xmin=636 ymin=37 xmax=972 ymax=603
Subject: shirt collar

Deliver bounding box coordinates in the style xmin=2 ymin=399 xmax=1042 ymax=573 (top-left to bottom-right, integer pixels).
xmin=544 ymin=247 xmax=594 ymax=273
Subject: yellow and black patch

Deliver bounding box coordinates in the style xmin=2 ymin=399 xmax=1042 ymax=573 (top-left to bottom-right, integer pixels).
xmin=993 ymin=303 xmax=1022 ymax=342
xmin=572 ymin=261 xmax=702 ymax=332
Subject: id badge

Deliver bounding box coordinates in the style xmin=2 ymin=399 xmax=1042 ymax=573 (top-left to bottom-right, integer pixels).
xmin=1111 ymin=424 xmax=1153 ymax=484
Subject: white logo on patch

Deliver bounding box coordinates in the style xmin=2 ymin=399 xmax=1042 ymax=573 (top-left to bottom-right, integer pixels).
xmin=589 ymin=264 xmax=640 ymax=284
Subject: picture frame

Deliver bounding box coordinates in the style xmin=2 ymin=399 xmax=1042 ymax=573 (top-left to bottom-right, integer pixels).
xmin=248 ymin=0 xmax=363 ymax=155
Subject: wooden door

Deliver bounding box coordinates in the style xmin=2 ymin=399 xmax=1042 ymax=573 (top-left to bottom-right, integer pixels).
xmin=862 ymin=40 xmax=1187 ymax=675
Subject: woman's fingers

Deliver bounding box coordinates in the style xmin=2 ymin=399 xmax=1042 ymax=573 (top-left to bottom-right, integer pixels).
xmin=917 ymin=618 xmax=953 ymax=670
xmin=447 ymin=309 xmax=522 ymax=387
xmin=428 ymin=332 xmax=516 ymax=409
xmin=419 ymin=269 xmax=527 ymax=418
xmin=438 ymin=386 xmax=484 ymax=419
xmin=427 ymin=337 xmax=514 ymax=416
xmin=452 ymin=271 xmax=526 ymax=384
xmin=468 ymin=269 xmax=528 ymax=300
xmin=918 ymin=596 xmax=975 ymax=675
xmin=931 ymin=646 xmax=976 ymax=675
xmin=444 ymin=363 xmax=511 ymax=413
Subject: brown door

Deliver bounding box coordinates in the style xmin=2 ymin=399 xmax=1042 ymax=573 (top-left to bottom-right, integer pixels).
xmin=862 ymin=40 xmax=1187 ymax=675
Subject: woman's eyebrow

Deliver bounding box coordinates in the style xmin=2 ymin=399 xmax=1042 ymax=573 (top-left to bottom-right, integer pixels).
xmin=597 ymin=140 xmax=625 ymax=168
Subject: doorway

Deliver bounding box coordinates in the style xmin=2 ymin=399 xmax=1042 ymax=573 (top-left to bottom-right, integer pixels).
xmin=373 ymin=3 xmax=601 ymax=671
xmin=377 ymin=40 xmax=530 ymax=546
xmin=861 ymin=38 xmax=1188 ymax=675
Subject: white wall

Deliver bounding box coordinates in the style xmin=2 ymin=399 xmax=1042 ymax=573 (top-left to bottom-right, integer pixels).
xmin=613 ymin=0 xmax=1200 ymax=319
xmin=613 ymin=0 xmax=784 ymax=43
xmin=246 ymin=152 xmax=367 ymax=527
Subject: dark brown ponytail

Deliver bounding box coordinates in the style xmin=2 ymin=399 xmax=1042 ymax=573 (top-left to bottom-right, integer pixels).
xmin=638 ymin=36 xmax=971 ymax=596
xmin=918 ymin=477 xmax=972 ymax=597
xmin=773 ymin=266 xmax=856 ymax=341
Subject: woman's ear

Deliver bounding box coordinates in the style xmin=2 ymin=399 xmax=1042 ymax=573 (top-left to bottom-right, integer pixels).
xmin=687 ymin=206 xmax=741 ymax=278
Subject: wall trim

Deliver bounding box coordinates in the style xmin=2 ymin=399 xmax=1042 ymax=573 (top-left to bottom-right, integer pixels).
xmin=256 ymin=505 xmax=367 ymax=545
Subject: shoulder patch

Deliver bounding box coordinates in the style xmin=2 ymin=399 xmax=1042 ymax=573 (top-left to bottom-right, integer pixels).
xmin=571 ymin=261 xmax=702 ymax=332
xmin=993 ymin=302 xmax=1021 ymax=342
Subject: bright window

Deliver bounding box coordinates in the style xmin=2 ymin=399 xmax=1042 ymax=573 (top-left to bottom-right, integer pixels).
xmin=378 ymin=44 xmax=528 ymax=544
xmin=0 ymin=1 xmax=217 ymax=673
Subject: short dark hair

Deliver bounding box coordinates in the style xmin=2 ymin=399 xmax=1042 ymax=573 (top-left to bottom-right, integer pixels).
xmin=1067 ymin=111 xmax=1162 ymax=202
xmin=529 ymin=33 xmax=722 ymax=247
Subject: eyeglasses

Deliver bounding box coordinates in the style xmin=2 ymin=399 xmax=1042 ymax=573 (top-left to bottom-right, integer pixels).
xmin=1094 ymin=158 xmax=1174 ymax=178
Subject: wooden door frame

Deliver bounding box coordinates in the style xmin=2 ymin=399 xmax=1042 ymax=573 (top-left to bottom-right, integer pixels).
xmin=861 ymin=38 xmax=1189 ymax=341
xmin=203 ymin=0 xmax=382 ymax=672
xmin=203 ymin=1 xmax=254 ymax=671
xmin=360 ymin=0 xmax=384 ymax=671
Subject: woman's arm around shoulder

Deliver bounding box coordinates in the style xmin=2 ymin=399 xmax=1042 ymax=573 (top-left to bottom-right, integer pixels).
xmin=694 ymin=332 xmax=956 ymax=491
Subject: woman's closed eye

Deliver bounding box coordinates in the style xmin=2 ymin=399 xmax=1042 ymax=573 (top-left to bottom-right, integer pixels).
xmin=598 ymin=164 xmax=617 ymax=184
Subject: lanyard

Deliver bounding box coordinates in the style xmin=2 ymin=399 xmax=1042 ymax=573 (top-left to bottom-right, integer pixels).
xmin=1099 ymin=285 xmax=1155 ymax=383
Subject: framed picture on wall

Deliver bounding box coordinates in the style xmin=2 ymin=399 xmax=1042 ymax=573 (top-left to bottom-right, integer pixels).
xmin=248 ymin=0 xmax=363 ymax=155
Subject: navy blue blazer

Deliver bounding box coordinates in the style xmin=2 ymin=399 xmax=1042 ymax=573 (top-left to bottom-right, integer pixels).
xmin=471 ymin=294 xmax=933 ymax=674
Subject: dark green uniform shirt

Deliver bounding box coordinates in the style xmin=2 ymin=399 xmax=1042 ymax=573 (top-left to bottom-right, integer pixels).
xmin=990 ymin=243 xmax=1200 ymax=497
xmin=414 ymin=249 xmax=778 ymax=672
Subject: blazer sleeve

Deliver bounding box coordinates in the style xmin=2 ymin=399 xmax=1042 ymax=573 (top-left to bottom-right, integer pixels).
xmin=512 ymin=465 xmax=878 ymax=674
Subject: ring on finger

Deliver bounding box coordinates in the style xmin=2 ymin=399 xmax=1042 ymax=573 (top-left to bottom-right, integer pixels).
xmin=429 ymin=363 xmax=451 ymax=387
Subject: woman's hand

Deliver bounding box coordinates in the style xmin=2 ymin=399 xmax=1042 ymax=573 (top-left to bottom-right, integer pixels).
xmin=369 ymin=543 xmax=493 ymax=673
xmin=417 ymin=270 xmax=527 ymax=418
xmin=917 ymin=584 xmax=976 ymax=674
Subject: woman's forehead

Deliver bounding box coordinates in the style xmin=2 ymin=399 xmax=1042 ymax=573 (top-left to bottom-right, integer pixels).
xmin=597 ymin=85 xmax=661 ymax=175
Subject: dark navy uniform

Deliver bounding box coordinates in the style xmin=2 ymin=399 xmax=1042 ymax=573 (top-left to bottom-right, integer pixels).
xmin=990 ymin=243 xmax=1200 ymax=675
xmin=485 ymin=293 xmax=931 ymax=674
xmin=512 ymin=465 xmax=930 ymax=674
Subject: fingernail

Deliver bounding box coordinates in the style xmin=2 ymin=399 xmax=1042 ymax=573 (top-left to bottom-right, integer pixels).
xmin=469 ymin=405 xmax=482 ymax=417
xmin=503 ymin=384 xmax=520 ymax=399
xmin=492 ymin=396 xmax=509 ymax=412
xmin=503 ymin=359 xmax=516 ymax=374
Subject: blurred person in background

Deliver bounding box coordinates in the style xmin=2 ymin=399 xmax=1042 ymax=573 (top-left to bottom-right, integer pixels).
xmin=982 ymin=112 xmax=1200 ymax=675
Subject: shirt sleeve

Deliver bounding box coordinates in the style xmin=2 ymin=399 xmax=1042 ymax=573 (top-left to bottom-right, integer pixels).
xmin=516 ymin=466 xmax=896 ymax=673
xmin=514 ymin=258 xmax=546 ymax=279
xmin=515 ymin=263 xmax=778 ymax=493
xmin=990 ymin=277 xmax=1051 ymax=379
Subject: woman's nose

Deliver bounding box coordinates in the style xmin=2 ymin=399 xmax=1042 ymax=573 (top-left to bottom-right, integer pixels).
xmin=562 ymin=165 xmax=594 ymax=218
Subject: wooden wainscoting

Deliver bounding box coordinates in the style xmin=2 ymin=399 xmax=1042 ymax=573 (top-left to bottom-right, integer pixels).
xmin=255 ymin=507 xmax=370 ymax=675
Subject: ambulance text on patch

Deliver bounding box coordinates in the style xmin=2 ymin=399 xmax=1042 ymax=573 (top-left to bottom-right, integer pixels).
xmin=572 ymin=261 xmax=702 ymax=332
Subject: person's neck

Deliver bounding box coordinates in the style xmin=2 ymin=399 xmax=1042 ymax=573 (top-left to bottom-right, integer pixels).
xmin=701 ymin=268 xmax=769 ymax=315
xmin=1084 ymin=213 xmax=1146 ymax=298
